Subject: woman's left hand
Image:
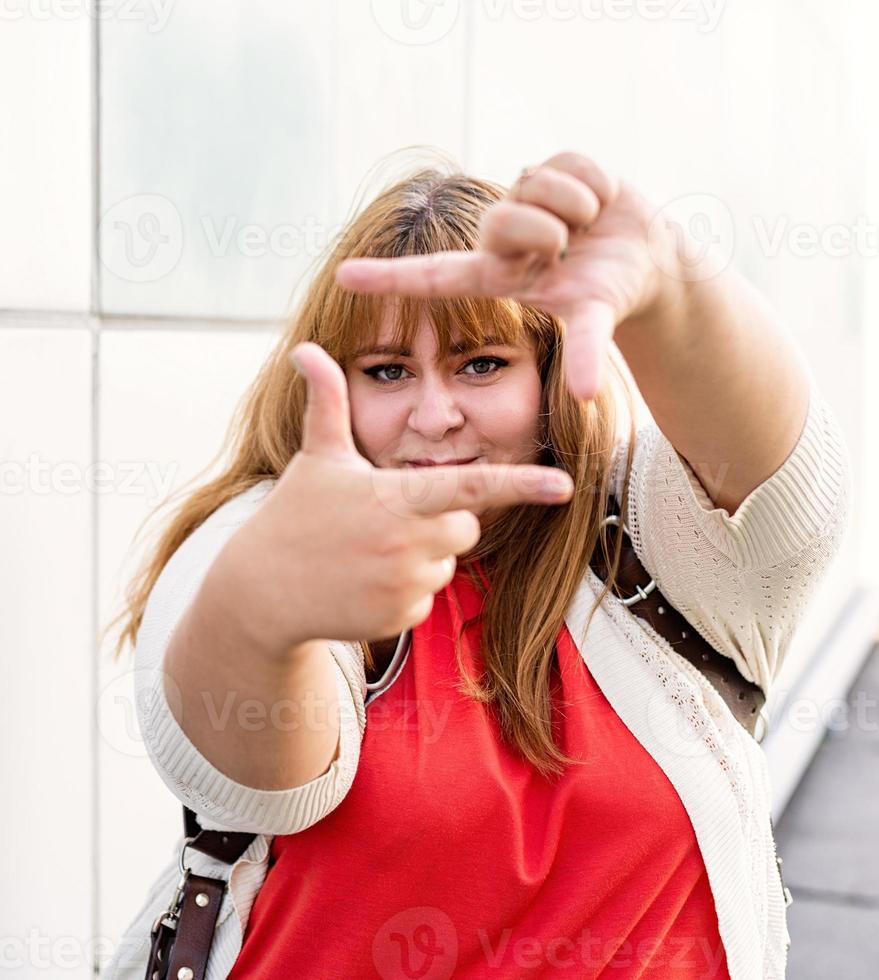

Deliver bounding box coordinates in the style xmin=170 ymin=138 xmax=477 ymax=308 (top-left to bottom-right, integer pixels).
xmin=334 ymin=151 xmax=678 ymax=401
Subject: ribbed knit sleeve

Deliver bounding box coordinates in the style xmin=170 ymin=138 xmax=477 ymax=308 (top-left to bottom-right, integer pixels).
xmin=613 ymin=376 xmax=852 ymax=694
xmin=134 ymin=480 xmax=367 ymax=836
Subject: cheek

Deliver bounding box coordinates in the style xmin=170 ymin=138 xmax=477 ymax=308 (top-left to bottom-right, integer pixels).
xmin=472 ymin=374 xmax=543 ymax=447
xmin=346 ymin=384 xmax=401 ymax=463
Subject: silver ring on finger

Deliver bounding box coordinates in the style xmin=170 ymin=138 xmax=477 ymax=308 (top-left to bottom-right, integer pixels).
xmin=513 ymin=165 xmax=539 ymax=200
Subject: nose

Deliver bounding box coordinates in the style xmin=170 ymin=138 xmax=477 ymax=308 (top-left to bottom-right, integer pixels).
xmin=407 ymin=374 xmax=465 ymax=440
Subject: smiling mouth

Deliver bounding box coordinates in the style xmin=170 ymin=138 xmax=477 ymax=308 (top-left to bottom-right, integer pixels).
xmin=404 ymin=456 xmax=480 ymax=468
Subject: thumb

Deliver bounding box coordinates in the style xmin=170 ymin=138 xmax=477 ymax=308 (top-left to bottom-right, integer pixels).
xmin=289 ymin=342 xmax=359 ymax=460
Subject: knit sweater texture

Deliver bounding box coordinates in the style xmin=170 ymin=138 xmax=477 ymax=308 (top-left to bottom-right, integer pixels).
xmin=104 ymin=375 xmax=851 ymax=980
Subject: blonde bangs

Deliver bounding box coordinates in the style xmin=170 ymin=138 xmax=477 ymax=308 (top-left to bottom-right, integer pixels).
xmin=324 ymin=288 xmax=548 ymax=370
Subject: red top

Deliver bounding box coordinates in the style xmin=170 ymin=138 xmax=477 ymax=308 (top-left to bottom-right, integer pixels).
xmin=228 ymin=562 xmax=730 ymax=979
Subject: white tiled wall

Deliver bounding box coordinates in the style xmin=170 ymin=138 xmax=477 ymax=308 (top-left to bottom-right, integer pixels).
xmin=0 ymin=328 xmax=94 ymax=980
xmin=1 ymin=2 xmax=872 ymax=974
xmin=0 ymin=21 xmax=92 ymax=310
xmin=98 ymin=3 xmax=336 ymax=319
xmin=332 ymin=2 xmax=469 ymax=218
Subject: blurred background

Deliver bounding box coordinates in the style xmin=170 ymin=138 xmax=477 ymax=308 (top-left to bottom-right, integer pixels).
xmin=1 ymin=0 xmax=877 ymax=976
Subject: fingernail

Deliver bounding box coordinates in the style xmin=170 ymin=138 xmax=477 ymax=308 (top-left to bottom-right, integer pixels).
xmin=288 ymin=350 xmax=303 ymax=375
xmin=543 ymin=472 xmax=573 ymax=495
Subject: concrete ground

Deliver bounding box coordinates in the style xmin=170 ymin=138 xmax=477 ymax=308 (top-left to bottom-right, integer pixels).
xmin=774 ymin=642 xmax=879 ymax=978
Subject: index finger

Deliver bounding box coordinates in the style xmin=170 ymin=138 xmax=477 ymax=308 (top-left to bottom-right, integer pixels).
xmin=384 ymin=461 xmax=574 ymax=517
xmin=539 ymin=152 xmax=620 ymax=209
xmin=335 ymin=250 xmax=488 ymax=297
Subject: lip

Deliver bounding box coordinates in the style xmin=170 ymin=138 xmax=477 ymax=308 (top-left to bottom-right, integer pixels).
xmin=405 ymin=456 xmax=480 ymax=467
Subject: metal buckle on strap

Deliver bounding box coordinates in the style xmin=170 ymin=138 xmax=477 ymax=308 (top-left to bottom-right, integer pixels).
xmin=150 ymin=832 xmax=196 ymax=934
xmin=150 ymin=869 xmax=188 ymax=940
xmin=754 ymin=707 xmax=769 ymax=744
xmin=177 ymin=834 xmax=197 ymax=876
xmin=146 ymin=835 xmax=197 ymax=979
xmin=150 ymin=872 xmax=188 ymax=934
xmin=776 ymin=855 xmax=794 ymax=908
xmin=147 ymin=873 xmax=187 ymax=980
xmin=599 ymin=515 xmax=657 ymax=607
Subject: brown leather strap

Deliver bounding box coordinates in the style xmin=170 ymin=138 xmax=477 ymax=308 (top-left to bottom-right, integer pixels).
xmin=145 ymin=915 xmax=176 ymax=980
xmin=589 ymin=495 xmax=765 ymax=737
xmin=144 ymin=812 xmax=257 ymax=980
xmin=588 ymin=496 xmax=791 ymax=914
xmin=165 ymin=873 xmax=227 ymax=980
xmin=183 ymin=807 xmax=257 ymax=864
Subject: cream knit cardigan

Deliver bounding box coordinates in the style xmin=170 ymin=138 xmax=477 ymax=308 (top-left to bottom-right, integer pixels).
xmin=104 ymin=374 xmax=851 ymax=980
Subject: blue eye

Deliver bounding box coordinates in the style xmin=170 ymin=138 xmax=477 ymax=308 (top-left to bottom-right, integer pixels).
xmin=363 ymin=356 xmax=508 ymax=386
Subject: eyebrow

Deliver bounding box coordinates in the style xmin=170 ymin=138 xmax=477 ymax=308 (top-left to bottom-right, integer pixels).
xmin=353 ymin=335 xmax=510 ymax=358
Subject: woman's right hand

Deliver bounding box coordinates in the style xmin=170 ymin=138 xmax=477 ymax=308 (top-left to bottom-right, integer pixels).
xmin=214 ymin=341 xmax=574 ymax=656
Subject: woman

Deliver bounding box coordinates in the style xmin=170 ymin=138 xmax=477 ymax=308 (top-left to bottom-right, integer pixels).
xmin=106 ymin=152 xmax=850 ymax=979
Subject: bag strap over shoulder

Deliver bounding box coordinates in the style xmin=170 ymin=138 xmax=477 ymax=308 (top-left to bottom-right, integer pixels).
xmin=589 ymin=495 xmax=792 ymax=919
xmin=145 ymin=808 xmax=257 ymax=980
xmin=588 ymin=494 xmax=767 ymax=739
xmin=182 ymin=807 xmax=258 ymax=864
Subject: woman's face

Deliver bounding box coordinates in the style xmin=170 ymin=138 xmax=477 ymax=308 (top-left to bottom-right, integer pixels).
xmin=345 ymin=313 xmax=544 ymax=480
